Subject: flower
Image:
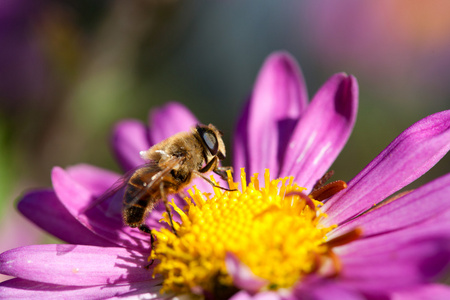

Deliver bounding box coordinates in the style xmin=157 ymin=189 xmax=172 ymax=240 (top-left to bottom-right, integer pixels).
xmin=1 ymin=52 xmax=450 ymax=299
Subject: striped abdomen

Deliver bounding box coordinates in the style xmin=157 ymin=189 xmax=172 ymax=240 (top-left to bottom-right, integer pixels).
xmin=122 ymin=171 xmax=160 ymax=228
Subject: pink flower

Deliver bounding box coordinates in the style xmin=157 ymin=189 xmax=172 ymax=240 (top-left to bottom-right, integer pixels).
xmin=1 ymin=52 xmax=449 ymax=299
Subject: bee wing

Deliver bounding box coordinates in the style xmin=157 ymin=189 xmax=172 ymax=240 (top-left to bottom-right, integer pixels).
xmin=123 ymin=156 xmax=184 ymax=209
xmin=80 ymin=162 xmax=157 ymax=214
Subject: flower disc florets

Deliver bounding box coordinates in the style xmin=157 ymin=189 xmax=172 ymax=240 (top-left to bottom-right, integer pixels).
xmin=150 ymin=169 xmax=336 ymax=295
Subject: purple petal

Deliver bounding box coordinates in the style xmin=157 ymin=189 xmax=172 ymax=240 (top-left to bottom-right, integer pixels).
xmin=229 ymin=290 xmax=285 ymax=300
xmin=294 ymin=277 xmax=364 ymax=300
xmin=112 ymin=119 xmax=151 ymax=172
xmin=52 ymin=166 xmax=97 ymax=213
xmin=335 ymin=209 xmax=450 ymax=257
xmin=0 ymin=278 xmax=163 ymax=299
xmin=331 ymin=173 xmax=450 ymax=238
xmin=279 ymin=73 xmax=358 ymax=191
xmin=0 ymin=244 xmax=157 ymax=286
xmin=229 ymin=291 xmax=253 ymax=300
xmin=337 ymin=236 xmax=450 ymax=291
xmin=324 ymin=110 xmax=450 ymax=225
xmin=148 ymin=102 xmax=198 ymax=145
xmin=51 ymin=166 xmax=151 ymax=251
xmin=233 ymin=99 xmax=251 ymax=175
xmin=390 ymin=284 xmax=450 ymax=300
xmin=234 ymin=52 xmax=308 ymax=178
xmin=18 ymin=189 xmax=116 ymax=247
xmin=52 ymin=165 xmax=188 ymax=250
xmin=65 ymin=164 xmax=121 ymax=198
xmin=226 ymin=252 xmax=268 ymax=294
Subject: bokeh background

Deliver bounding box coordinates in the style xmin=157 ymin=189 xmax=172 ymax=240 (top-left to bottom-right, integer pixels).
xmin=0 ymin=0 xmax=449 ymax=281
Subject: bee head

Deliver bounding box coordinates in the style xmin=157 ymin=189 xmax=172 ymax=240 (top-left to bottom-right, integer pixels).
xmin=195 ymin=124 xmax=226 ymax=160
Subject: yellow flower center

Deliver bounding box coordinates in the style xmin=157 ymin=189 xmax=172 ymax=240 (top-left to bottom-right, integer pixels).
xmin=150 ymin=168 xmax=336 ymax=295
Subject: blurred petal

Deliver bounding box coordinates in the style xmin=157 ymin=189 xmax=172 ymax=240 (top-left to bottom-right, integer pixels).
xmin=234 ymin=52 xmax=308 ymax=178
xmin=112 ymin=120 xmax=150 ymax=172
xmin=18 ymin=189 xmax=116 ymax=247
xmin=148 ymin=102 xmax=198 ymax=145
xmin=229 ymin=290 xmax=284 ymax=300
xmin=233 ymin=100 xmax=251 ymax=175
xmin=294 ymin=278 xmax=364 ymax=300
xmin=0 ymin=278 xmax=161 ymax=299
xmin=226 ymin=253 xmax=268 ymax=294
xmin=229 ymin=291 xmax=252 ymax=300
xmin=0 ymin=244 xmax=157 ymax=286
xmin=324 ymin=110 xmax=450 ymax=225
xmin=279 ymin=73 xmax=358 ymax=191
xmin=332 ymin=173 xmax=450 ymax=238
xmin=391 ymin=284 xmax=450 ymax=300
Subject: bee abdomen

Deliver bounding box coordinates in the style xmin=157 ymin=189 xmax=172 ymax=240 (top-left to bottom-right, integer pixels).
xmin=123 ymin=182 xmax=150 ymax=207
xmin=123 ymin=178 xmax=157 ymax=227
xmin=123 ymin=205 xmax=148 ymax=228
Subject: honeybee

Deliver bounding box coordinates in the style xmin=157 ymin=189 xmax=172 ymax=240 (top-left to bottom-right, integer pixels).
xmin=122 ymin=123 xmax=233 ymax=234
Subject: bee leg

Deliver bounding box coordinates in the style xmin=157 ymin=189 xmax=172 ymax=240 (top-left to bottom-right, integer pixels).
xmin=159 ymin=182 xmax=179 ymax=237
xmin=214 ymin=166 xmax=234 ymax=181
xmin=178 ymin=190 xmax=190 ymax=202
xmin=195 ymin=171 xmax=237 ymax=192
xmin=138 ymin=224 xmax=155 ymax=251
xmin=140 ymin=226 xmax=156 ymax=269
xmin=138 ymin=224 xmax=152 ymax=234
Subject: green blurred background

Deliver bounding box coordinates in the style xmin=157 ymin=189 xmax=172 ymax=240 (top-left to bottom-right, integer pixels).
xmin=0 ymin=0 xmax=449 ymax=260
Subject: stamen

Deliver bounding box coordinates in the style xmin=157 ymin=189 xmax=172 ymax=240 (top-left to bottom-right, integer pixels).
xmin=149 ymin=169 xmax=359 ymax=296
xmin=323 ymin=227 xmax=363 ymax=249
xmin=285 ymin=191 xmax=316 ymax=213
xmin=310 ymin=180 xmax=347 ymax=202
xmin=362 ymin=190 xmax=413 ymax=215
xmin=326 ymin=250 xmax=342 ymax=276
xmin=320 ymin=228 xmax=363 ymax=277
xmin=313 ymin=170 xmax=335 ymax=191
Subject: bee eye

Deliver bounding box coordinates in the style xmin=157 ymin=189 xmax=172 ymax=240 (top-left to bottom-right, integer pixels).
xmin=202 ymin=131 xmax=218 ymax=155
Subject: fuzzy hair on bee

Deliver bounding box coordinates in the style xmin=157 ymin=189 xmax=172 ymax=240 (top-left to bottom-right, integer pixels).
xmin=121 ymin=123 xmax=233 ymax=235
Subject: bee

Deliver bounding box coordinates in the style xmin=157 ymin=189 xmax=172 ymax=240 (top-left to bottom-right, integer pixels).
xmin=122 ymin=123 xmax=233 ymax=235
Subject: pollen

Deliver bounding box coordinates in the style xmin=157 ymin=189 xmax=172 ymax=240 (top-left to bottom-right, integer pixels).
xmin=150 ymin=168 xmax=336 ymax=295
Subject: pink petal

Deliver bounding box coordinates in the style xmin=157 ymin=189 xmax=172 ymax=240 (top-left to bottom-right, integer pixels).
xmin=323 ymin=110 xmax=450 ymax=225
xmin=331 ymin=173 xmax=450 ymax=238
xmin=225 ymin=252 xmax=268 ymax=294
xmin=66 ymin=164 xmax=121 ymax=198
xmin=18 ymin=190 xmax=116 ymax=247
xmin=111 ymin=119 xmax=150 ymax=171
xmin=0 ymin=278 xmax=163 ymax=299
xmin=229 ymin=290 xmax=284 ymax=300
xmin=52 ymin=165 xmax=189 ymax=251
xmin=320 ymin=214 xmax=450 ymax=295
xmin=51 ymin=166 xmax=151 ymax=251
xmin=234 ymin=52 xmax=308 ymax=178
xmin=148 ymin=102 xmax=198 ymax=145
xmin=391 ymin=284 xmax=450 ymax=300
xmin=294 ymin=278 xmax=364 ymax=300
xmin=337 ymin=235 xmax=450 ymax=291
xmin=335 ymin=209 xmax=450 ymax=257
xmin=52 ymin=166 xmax=93 ymax=213
xmin=0 ymin=244 xmax=157 ymax=286
xmin=233 ymin=100 xmax=251 ymax=175
xmin=279 ymin=73 xmax=358 ymax=191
